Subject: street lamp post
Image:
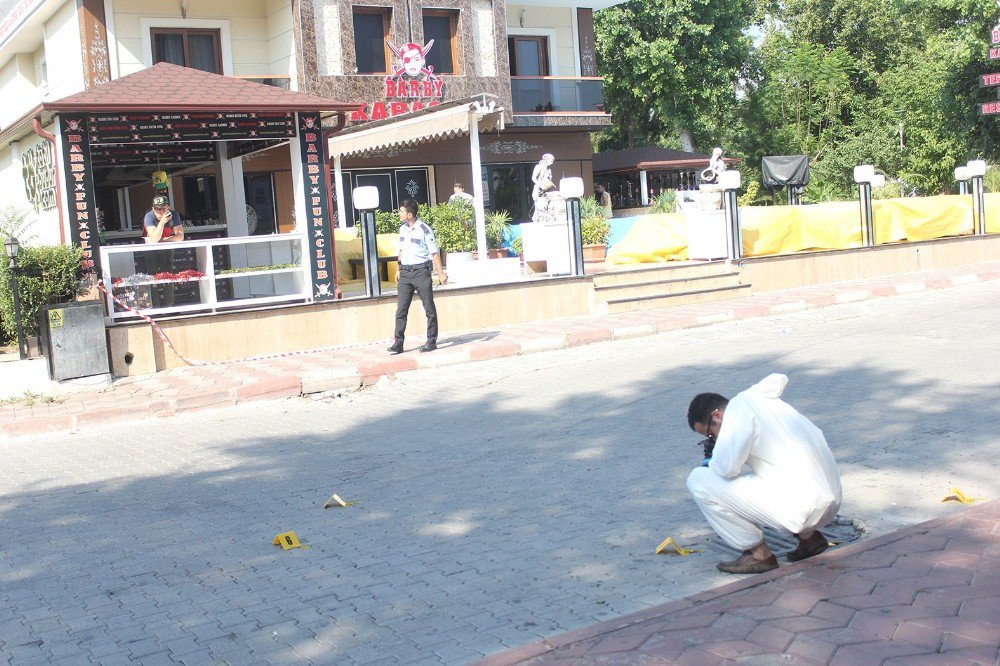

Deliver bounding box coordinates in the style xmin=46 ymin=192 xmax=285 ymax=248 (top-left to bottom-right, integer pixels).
xmin=559 ymin=177 xmax=585 ymax=276
xmin=853 ymin=165 xmax=885 ymax=248
xmin=353 ymin=186 xmax=382 ymax=298
xmin=718 ymin=170 xmax=742 ymax=261
xmin=966 ymin=160 xmax=987 ymax=236
xmin=3 ymin=235 xmax=27 ymax=360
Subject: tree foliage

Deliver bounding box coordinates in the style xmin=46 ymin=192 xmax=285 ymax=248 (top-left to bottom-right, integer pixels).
xmin=594 ymin=0 xmax=1000 ymax=199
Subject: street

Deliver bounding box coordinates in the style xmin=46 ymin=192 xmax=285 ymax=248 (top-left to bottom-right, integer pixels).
xmin=1 ymin=281 xmax=998 ymax=665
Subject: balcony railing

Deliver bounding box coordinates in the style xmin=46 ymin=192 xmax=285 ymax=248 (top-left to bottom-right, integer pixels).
xmin=510 ymin=77 xmax=605 ymax=114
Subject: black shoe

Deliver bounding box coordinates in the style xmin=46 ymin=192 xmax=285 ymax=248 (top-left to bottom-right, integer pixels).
xmin=786 ymin=532 xmax=829 ymax=562
xmin=418 ymin=342 xmax=437 ymax=353
xmin=387 ymin=342 xmax=404 ymax=354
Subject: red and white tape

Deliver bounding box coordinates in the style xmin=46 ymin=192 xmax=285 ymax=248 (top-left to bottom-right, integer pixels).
xmin=97 ymin=280 xmax=342 ymax=367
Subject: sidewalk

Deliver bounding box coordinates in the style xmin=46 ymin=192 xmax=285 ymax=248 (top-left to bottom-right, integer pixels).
xmin=2 ymin=260 xmax=999 ymax=438
xmin=477 ymin=498 xmax=1000 ymax=665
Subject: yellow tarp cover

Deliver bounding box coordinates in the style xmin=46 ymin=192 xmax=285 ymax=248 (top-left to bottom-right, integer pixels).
xmin=983 ymin=193 xmax=1000 ymax=233
xmin=333 ymin=229 xmax=399 ymax=282
xmin=606 ymin=213 xmax=689 ymax=264
xmin=608 ymin=195 xmax=980 ymax=263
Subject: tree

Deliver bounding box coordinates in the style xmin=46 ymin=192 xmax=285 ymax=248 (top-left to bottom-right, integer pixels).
xmin=594 ymin=0 xmax=755 ymax=152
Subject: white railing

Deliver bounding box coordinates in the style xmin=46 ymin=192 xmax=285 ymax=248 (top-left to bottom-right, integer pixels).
xmin=99 ymin=234 xmax=310 ymax=321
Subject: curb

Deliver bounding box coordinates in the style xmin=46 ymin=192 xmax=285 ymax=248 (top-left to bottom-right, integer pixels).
xmin=473 ymin=500 xmax=999 ymax=666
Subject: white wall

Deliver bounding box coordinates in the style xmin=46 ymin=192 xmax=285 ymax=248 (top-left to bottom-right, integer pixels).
xmin=111 ymin=0 xmax=279 ymax=78
xmin=0 ymin=53 xmax=37 ymax=127
xmin=265 ymin=0 xmax=295 ymax=86
xmin=0 ymin=130 xmax=62 ymax=247
xmin=42 ymin=0 xmax=84 ymax=98
xmin=505 ymin=4 xmax=576 ymax=77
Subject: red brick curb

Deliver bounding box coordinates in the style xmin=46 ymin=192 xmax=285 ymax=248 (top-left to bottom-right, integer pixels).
xmin=474 ymin=500 xmax=999 ymax=666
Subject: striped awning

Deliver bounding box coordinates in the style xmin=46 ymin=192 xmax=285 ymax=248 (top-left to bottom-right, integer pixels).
xmin=327 ymin=95 xmax=504 ymax=159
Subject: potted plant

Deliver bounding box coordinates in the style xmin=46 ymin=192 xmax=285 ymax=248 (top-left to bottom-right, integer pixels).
xmin=580 ymin=197 xmax=611 ymax=261
xmin=423 ymin=201 xmax=476 ymax=265
xmin=484 ymin=210 xmax=512 ymax=258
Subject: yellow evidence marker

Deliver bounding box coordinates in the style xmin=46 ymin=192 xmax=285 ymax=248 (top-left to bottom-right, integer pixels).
xmin=323 ymin=493 xmax=354 ymax=508
xmin=655 ymin=536 xmax=701 ymax=556
xmin=940 ymin=487 xmax=986 ymax=504
xmin=273 ymin=531 xmax=307 ymax=550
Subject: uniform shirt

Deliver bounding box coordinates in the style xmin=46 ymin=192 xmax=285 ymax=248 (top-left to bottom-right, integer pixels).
xmin=397 ymin=219 xmax=439 ymax=265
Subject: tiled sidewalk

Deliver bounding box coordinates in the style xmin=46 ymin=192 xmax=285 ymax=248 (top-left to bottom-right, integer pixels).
xmin=477 ymin=499 xmax=1000 ymax=665
xmin=2 ymin=260 xmax=999 ymax=438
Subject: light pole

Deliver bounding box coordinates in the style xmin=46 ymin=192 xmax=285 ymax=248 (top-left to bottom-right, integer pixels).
xmin=853 ymin=165 xmax=885 ymax=248
xmin=718 ymin=170 xmax=742 ymax=261
xmin=966 ymin=160 xmax=987 ymax=236
xmin=559 ymin=177 xmax=585 ymax=276
xmin=954 ymin=166 xmax=971 ymax=196
xmin=353 ymin=186 xmax=382 ymax=298
xmin=4 ymin=235 xmax=27 ymax=359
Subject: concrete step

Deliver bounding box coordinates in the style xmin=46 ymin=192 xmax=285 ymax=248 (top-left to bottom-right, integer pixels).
xmin=592 ymin=260 xmax=729 ymax=288
xmin=593 ymin=272 xmax=742 ymax=301
xmin=599 ymin=283 xmax=752 ymax=314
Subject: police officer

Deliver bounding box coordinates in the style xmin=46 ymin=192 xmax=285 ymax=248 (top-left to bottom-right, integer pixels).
xmin=388 ymin=199 xmax=448 ymax=354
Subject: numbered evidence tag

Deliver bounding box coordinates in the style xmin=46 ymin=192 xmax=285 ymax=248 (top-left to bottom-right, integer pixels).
xmin=273 ymin=531 xmax=308 ymax=550
xmin=655 ymin=536 xmax=701 ymax=556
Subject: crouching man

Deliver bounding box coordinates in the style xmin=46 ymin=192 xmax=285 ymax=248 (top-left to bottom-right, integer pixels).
xmin=687 ymin=373 xmax=842 ymax=574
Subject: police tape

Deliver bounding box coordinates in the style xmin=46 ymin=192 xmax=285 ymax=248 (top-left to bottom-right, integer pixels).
xmin=96 ymin=280 xmax=346 ymax=367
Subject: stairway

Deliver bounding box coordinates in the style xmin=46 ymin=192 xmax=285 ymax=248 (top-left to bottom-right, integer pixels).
xmin=589 ymin=260 xmax=750 ymax=314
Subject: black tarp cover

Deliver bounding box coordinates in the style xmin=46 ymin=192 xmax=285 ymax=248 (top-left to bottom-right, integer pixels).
xmin=761 ymin=155 xmax=810 ymax=188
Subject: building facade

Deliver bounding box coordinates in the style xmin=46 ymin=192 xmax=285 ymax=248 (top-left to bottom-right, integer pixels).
xmin=0 ymin=0 xmax=618 ymax=247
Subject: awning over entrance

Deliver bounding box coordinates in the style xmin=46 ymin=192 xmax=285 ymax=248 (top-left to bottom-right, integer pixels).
xmin=327 ymin=95 xmax=505 ymax=261
xmin=326 ymin=95 xmax=504 ymax=159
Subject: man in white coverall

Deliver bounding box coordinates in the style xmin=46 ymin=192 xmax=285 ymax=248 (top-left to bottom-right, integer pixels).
xmin=686 ymin=374 xmax=842 ymax=574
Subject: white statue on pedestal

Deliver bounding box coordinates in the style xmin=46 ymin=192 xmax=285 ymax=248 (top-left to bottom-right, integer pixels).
xmin=530 ymin=153 xmax=564 ymax=222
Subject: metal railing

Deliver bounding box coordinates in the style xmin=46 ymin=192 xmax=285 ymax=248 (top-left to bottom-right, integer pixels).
xmin=510 ymin=77 xmax=604 ymax=114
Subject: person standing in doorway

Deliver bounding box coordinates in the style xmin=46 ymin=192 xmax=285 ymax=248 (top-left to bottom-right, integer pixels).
xmin=596 ymin=184 xmax=613 ymax=218
xmin=388 ymin=199 xmax=448 ymax=354
xmin=448 ymin=182 xmax=474 ymax=205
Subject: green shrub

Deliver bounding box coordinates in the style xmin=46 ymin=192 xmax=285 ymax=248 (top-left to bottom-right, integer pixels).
xmin=984 ymin=166 xmax=1000 ymax=194
xmin=0 ymin=244 xmax=85 ymax=339
xmin=580 ymin=195 xmax=606 ymax=220
xmin=511 ymin=235 xmax=523 ymax=256
xmin=373 ymin=210 xmax=399 ymax=235
xmin=421 ymin=201 xmax=476 ymax=253
xmin=872 ymin=180 xmax=905 ymax=200
xmin=650 ymin=190 xmax=677 ymax=213
xmin=485 ymin=210 xmax=512 ymax=249
xmin=581 ymin=216 xmax=610 ymax=245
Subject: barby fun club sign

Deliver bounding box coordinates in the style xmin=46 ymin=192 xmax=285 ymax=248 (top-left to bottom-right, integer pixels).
xmin=352 ymin=40 xmax=445 ymax=122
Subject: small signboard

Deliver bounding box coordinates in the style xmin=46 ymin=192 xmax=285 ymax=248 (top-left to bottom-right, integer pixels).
xmin=979 ymin=101 xmax=1000 ymax=116
xmin=88 ymin=111 xmax=295 ymax=145
xmin=981 ymin=72 xmax=1000 ymax=88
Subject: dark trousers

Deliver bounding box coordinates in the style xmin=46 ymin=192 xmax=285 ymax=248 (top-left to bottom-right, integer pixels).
xmin=394 ymin=261 xmax=437 ymax=344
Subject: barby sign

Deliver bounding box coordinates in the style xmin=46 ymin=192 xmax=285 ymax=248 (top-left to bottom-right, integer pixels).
xmin=351 ymin=40 xmax=445 ymax=122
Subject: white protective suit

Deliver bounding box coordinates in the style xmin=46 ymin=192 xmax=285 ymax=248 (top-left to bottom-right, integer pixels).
xmin=686 ymin=373 xmax=842 ymax=550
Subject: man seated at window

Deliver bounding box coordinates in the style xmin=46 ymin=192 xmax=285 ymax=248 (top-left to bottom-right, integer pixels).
xmin=144 ymin=195 xmax=185 ymax=243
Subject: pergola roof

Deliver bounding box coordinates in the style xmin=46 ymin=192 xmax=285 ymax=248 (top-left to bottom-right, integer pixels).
xmin=42 ymin=62 xmax=361 ymax=114
xmin=594 ymin=146 xmax=740 ymax=174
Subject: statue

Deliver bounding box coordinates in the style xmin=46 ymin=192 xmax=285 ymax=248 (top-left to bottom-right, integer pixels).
xmin=531 ymin=154 xmax=562 ymax=223
xmin=700 ymin=147 xmax=727 ymax=184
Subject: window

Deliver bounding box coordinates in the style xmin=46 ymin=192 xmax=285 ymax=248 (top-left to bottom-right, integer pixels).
xmin=508 ymin=36 xmax=549 ymax=76
xmin=353 ymin=7 xmax=391 ymax=74
xmin=422 ymin=10 xmax=458 ymax=75
xmin=152 ymin=28 xmax=223 ymax=74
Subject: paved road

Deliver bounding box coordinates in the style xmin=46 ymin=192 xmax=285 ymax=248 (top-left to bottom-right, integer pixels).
xmin=1 ymin=282 xmax=998 ymax=664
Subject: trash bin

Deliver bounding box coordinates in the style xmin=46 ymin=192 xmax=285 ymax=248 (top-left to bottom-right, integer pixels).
xmin=38 ymin=301 xmax=110 ymax=381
